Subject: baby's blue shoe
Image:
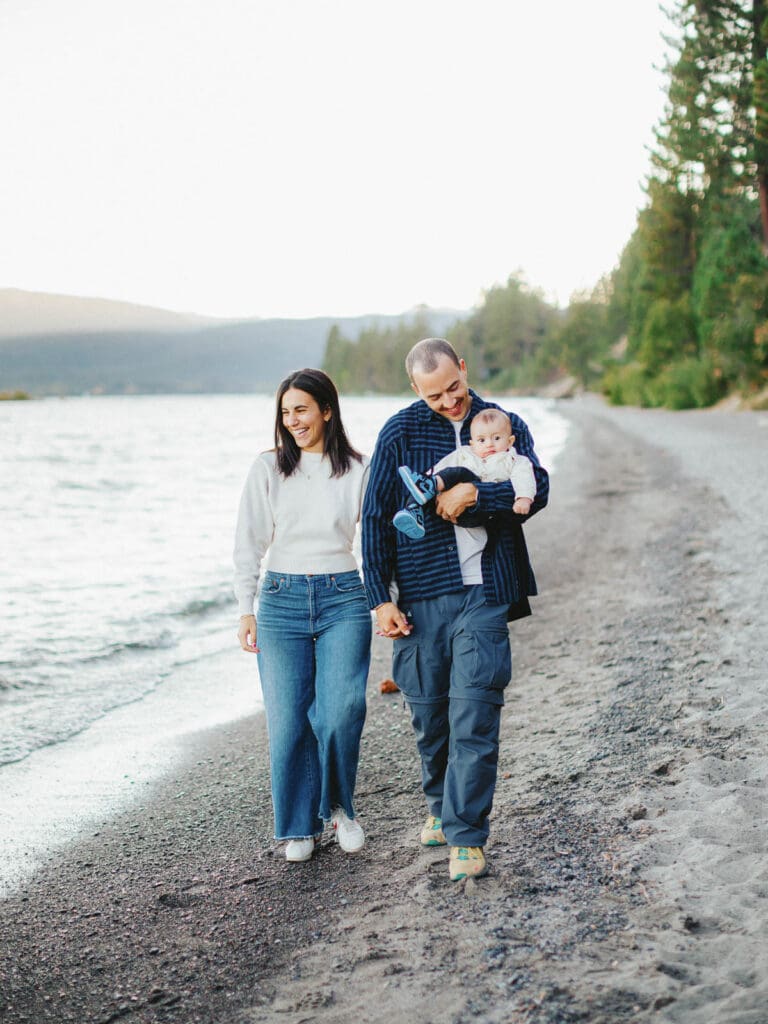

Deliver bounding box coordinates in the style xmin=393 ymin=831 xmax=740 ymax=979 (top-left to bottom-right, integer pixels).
xmin=393 ymin=505 xmax=425 ymax=539
xmin=398 ymin=466 xmax=439 ymax=506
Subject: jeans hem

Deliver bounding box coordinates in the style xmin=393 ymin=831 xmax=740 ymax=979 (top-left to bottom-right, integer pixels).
xmin=275 ymin=831 xmax=324 ymax=841
xmin=322 ymin=804 xmax=356 ymax=823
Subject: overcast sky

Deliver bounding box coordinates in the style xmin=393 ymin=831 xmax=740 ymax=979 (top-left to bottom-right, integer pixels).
xmin=0 ymin=1 xmax=671 ymax=320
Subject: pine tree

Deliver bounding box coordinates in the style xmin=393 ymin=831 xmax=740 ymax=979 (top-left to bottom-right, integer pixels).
xmin=608 ymin=0 xmax=768 ymax=402
xmin=655 ymin=2 xmax=767 ymax=239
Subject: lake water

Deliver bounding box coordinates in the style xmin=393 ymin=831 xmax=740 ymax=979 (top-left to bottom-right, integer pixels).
xmin=0 ymin=393 xmax=569 ymax=768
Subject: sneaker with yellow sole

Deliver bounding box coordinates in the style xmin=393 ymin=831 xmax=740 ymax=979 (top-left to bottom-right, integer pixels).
xmin=449 ymin=846 xmax=487 ymax=880
xmin=420 ymin=815 xmax=447 ymax=846
xmin=423 ymin=811 xmax=448 ymax=843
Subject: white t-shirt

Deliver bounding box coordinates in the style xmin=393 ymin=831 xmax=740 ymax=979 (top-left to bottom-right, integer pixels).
xmin=451 ymin=421 xmax=486 ymax=585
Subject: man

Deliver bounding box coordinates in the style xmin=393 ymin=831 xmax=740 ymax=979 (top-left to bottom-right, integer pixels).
xmin=362 ymin=338 xmax=549 ymax=881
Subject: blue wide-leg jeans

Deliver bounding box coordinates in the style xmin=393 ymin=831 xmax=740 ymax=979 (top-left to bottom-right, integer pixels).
xmin=256 ymin=570 xmax=372 ymax=840
xmin=392 ymin=586 xmax=511 ymax=847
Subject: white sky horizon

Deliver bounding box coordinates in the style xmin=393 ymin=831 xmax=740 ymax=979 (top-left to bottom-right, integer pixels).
xmin=0 ymin=1 xmax=672 ymax=321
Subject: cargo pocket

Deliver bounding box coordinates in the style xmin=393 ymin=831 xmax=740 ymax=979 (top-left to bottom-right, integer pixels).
xmin=397 ymin=634 xmax=421 ymax=700
xmin=453 ymin=627 xmax=511 ymax=704
xmin=392 ymin=637 xmax=424 ymax=701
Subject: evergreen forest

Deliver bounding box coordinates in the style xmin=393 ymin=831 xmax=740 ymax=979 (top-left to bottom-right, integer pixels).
xmin=323 ymin=1 xmax=768 ymax=409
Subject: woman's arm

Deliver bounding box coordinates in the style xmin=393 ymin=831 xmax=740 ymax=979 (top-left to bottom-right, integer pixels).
xmin=233 ymin=457 xmax=274 ymax=619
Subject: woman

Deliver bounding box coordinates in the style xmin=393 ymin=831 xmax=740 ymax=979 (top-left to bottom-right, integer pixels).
xmin=234 ymin=368 xmax=371 ymax=863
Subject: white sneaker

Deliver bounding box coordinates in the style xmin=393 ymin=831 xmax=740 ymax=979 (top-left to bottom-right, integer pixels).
xmin=285 ymin=838 xmax=315 ymax=862
xmin=331 ymin=808 xmax=365 ymax=853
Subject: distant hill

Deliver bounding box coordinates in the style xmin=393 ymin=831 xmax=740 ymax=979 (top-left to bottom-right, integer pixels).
xmin=0 ymin=290 xmax=466 ymax=395
xmin=0 ymin=288 xmax=219 ymax=337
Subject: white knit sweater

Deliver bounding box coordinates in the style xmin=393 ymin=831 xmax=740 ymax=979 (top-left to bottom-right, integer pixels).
xmin=233 ymin=450 xmax=370 ymax=616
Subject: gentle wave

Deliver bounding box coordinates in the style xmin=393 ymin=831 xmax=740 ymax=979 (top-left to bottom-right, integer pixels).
xmin=0 ymin=675 xmax=25 ymax=692
xmin=57 ymin=477 xmax=137 ymax=492
xmin=0 ymin=632 xmax=176 ymax=672
xmin=168 ymin=590 xmax=235 ymax=619
xmin=79 ymin=632 xmax=177 ymax=663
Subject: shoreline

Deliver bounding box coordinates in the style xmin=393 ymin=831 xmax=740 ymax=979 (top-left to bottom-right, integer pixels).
xmin=0 ymin=646 xmax=259 ymax=898
xmin=2 ymin=395 xmax=767 ymax=1024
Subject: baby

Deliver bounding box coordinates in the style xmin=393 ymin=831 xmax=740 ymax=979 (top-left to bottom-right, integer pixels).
xmin=393 ymin=408 xmax=536 ymax=540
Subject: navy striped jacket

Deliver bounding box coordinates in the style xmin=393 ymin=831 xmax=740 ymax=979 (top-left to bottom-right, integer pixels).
xmin=361 ymin=390 xmax=549 ymax=619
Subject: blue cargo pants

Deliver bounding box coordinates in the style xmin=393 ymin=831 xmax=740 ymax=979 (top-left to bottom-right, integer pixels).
xmin=392 ymin=585 xmax=511 ymax=847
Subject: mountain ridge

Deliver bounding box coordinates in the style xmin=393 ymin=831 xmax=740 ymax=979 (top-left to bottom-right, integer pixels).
xmin=0 ymin=288 xmax=226 ymax=338
xmin=0 ymin=288 xmax=466 ymax=395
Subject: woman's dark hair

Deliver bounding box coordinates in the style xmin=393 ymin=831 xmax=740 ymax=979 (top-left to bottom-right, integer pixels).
xmin=274 ymin=368 xmax=363 ymax=478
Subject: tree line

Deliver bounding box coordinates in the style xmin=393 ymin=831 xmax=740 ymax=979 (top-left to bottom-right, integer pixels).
xmin=324 ymin=1 xmax=768 ymax=409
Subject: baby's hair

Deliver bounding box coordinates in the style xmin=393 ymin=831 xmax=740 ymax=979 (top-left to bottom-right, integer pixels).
xmin=470 ymin=408 xmax=512 ymax=434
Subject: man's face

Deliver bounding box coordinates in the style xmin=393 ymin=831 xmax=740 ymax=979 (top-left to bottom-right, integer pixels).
xmin=410 ymin=356 xmax=471 ymax=421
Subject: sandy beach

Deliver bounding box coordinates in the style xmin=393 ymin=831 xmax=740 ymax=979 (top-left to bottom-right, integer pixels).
xmin=2 ymin=394 xmax=767 ymax=1024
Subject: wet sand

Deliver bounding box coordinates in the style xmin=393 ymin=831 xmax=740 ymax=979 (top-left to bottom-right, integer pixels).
xmin=2 ymin=395 xmax=767 ymax=1024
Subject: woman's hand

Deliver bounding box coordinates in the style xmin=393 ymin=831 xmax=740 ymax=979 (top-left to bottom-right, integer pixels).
xmin=238 ymin=614 xmax=259 ymax=653
xmin=375 ymin=602 xmax=411 ymax=639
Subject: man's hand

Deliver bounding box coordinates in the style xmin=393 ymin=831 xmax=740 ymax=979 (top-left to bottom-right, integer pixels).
xmin=435 ymin=482 xmax=479 ymax=523
xmin=238 ymin=614 xmax=259 ymax=653
xmin=375 ymin=601 xmax=412 ymax=639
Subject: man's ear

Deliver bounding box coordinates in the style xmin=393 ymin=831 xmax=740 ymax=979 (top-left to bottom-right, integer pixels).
xmin=410 ymin=380 xmax=419 ymax=396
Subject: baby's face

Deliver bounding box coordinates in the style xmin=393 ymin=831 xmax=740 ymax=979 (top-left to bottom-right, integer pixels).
xmin=469 ymin=427 xmax=513 ymax=458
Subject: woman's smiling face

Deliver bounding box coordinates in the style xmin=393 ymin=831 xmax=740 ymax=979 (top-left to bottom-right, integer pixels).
xmin=280 ymin=387 xmax=331 ymax=454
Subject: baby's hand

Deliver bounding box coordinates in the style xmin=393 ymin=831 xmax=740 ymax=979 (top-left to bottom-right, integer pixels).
xmin=513 ymin=497 xmax=532 ymax=515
